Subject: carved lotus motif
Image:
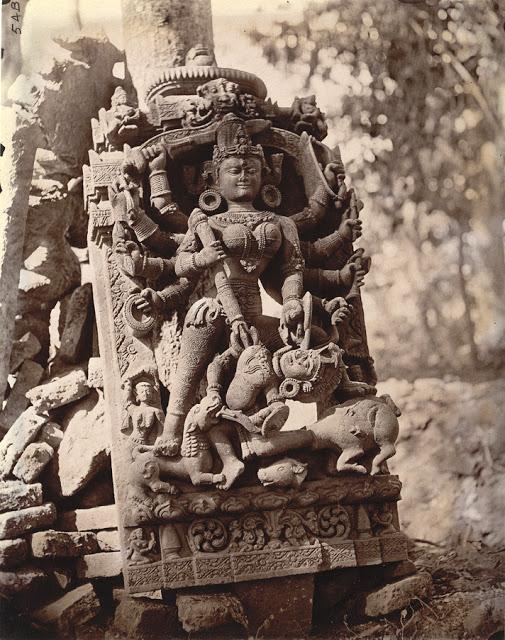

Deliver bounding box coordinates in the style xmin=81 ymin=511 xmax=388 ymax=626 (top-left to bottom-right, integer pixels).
xmin=189 ymin=496 xmax=218 ymax=515
xmin=188 ymin=519 xmax=228 ymax=553
xmin=295 ymin=491 xmax=319 ymax=507
xmin=253 ymin=494 xmax=290 ymax=510
xmin=220 ymin=496 xmax=250 ymax=514
xmin=317 ymin=506 xmax=351 ymax=540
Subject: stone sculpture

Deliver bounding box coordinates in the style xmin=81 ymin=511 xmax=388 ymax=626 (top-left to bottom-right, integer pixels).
xmin=86 ymin=55 xmax=407 ymax=594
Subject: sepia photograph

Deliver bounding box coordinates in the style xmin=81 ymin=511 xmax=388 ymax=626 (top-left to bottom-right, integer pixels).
xmin=0 ymin=0 xmax=504 ymax=638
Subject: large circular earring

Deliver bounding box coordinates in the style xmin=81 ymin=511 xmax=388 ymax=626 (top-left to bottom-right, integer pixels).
xmin=199 ymin=188 xmax=223 ymax=213
xmin=261 ymin=184 xmax=282 ymax=209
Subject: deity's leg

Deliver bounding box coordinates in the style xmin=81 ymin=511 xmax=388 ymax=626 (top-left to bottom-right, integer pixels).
xmin=163 ymin=298 xmax=226 ymax=450
xmin=207 ymin=423 xmax=245 ymax=490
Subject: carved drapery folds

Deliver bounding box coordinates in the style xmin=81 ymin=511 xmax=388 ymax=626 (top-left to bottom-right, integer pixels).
xmin=86 ymin=61 xmax=404 ymax=594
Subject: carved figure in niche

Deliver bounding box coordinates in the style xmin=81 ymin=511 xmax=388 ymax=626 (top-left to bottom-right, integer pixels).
xmin=257 ymin=458 xmax=308 ymax=489
xmin=126 ymin=528 xmax=158 ymax=564
xmin=105 ymin=87 xmax=141 ymax=150
xmin=122 ymin=372 xmax=164 ymax=447
xmin=159 ymin=114 xmax=362 ymax=455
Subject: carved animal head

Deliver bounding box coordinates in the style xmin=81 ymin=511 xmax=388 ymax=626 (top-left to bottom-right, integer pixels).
xmin=185 ymin=396 xmax=221 ymax=433
xmin=129 ymin=448 xmax=160 ymax=485
xmin=257 ymin=458 xmax=308 ymax=489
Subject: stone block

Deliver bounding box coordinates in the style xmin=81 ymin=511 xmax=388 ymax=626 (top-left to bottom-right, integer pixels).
xmin=0 ymin=538 xmax=29 ymax=569
xmin=38 ymin=422 xmax=64 ymax=449
xmin=52 ymin=565 xmax=75 ymax=590
xmin=0 ymin=566 xmax=48 ymax=597
xmin=31 ymin=530 xmax=99 ymax=558
xmin=59 ymin=504 xmax=118 ymax=531
xmin=86 ymin=357 xmax=103 ymax=389
xmin=55 ymin=390 xmax=110 ymax=496
xmin=76 ymin=551 xmax=122 ymax=578
xmin=13 ymin=442 xmax=54 ymax=483
xmin=26 ymin=367 xmax=89 ymax=412
xmin=114 ymin=596 xmax=180 ymax=639
xmin=0 ymin=481 xmax=42 ymax=513
xmin=176 ymin=593 xmax=248 ymax=634
xmin=31 ymin=583 xmax=101 ymax=635
xmin=0 ymin=407 xmax=48 ymax=478
xmin=9 ymin=332 xmax=41 ymax=373
xmin=96 ymin=529 xmax=120 ymax=552
xmin=0 ymin=503 xmax=56 ymax=539
xmin=361 ymin=571 xmax=432 ymax=618
xmin=232 ymin=574 xmax=314 ymax=637
xmin=0 ymin=360 xmax=44 ymax=431
xmin=58 ymin=284 xmax=93 ymax=363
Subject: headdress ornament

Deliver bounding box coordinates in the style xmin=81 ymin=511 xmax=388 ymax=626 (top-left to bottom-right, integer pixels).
xmin=212 ymin=114 xmax=265 ymax=168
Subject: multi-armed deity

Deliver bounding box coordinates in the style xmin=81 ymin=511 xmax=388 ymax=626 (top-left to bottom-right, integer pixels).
xmin=86 ymin=46 xmax=407 ymax=593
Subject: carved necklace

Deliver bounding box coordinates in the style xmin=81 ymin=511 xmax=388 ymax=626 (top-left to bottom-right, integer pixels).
xmin=213 ymin=211 xmax=274 ymax=228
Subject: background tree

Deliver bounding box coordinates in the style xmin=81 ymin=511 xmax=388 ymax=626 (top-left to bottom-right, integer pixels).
xmin=249 ymin=0 xmax=505 ymax=379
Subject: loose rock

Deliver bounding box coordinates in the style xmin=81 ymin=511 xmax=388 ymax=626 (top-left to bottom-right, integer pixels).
xmin=31 ymin=582 xmax=101 ymax=635
xmin=86 ymin=357 xmax=103 ymax=389
xmin=360 ymin=571 xmax=432 ymax=618
xmin=0 ymin=360 xmax=44 ymax=431
xmin=76 ymin=551 xmax=122 ymax=578
xmin=58 ymin=284 xmax=93 ymax=364
xmin=0 ymin=566 xmax=48 ymax=597
xmin=176 ymin=593 xmax=248 ymax=634
xmin=96 ymin=529 xmax=120 ymax=552
xmin=0 ymin=480 xmax=42 ymax=513
xmin=31 ymin=530 xmax=99 ymax=558
xmin=114 ymin=596 xmax=180 ymax=640
xmin=0 ymin=407 xmax=48 ymax=478
xmin=55 ymin=390 xmax=110 ymax=496
xmin=9 ymin=332 xmax=41 ymax=373
xmin=0 ymin=538 xmax=29 ymax=569
xmin=0 ymin=503 xmax=56 ymax=539
xmin=59 ymin=504 xmax=118 ymax=531
xmin=38 ymin=422 xmax=64 ymax=449
xmin=13 ymin=442 xmax=54 ymax=483
xmin=26 ymin=367 xmax=89 ymax=412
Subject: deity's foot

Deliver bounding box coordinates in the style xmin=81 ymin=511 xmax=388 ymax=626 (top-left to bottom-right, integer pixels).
xmin=262 ymin=403 xmax=290 ymax=436
xmin=217 ymin=460 xmax=245 ymax=490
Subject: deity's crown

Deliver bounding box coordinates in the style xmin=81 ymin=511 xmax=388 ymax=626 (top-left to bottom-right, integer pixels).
xmin=212 ymin=114 xmax=265 ymax=167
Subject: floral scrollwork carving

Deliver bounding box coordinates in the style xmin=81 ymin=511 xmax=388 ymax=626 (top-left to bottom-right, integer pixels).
xmin=188 ymin=519 xmax=228 ymax=553
xmin=280 ymin=510 xmax=316 ymax=547
xmin=317 ymin=505 xmax=351 ymax=540
xmin=229 ymin=514 xmax=267 ymax=552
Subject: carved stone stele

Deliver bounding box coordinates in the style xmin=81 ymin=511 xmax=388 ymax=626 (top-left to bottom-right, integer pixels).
xmin=86 ymin=47 xmax=405 ymax=594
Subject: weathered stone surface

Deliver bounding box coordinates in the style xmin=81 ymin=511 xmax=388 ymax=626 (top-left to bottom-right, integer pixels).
xmin=0 ymin=407 xmax=48 ymax=479
xmin=233 ymin=574 xmax=314 ymax=637
xmin=31 ymin=530 xmax=99 ymax=558
xmin=9 ymin=332 xmax=41 ymax=373
xmin=0 ymin=538 xmax=29 ymax=569
xmin=59 ymin=504 xmax=118 ymax=531
xmin=0 ymin=480 xmax=42 ymax=513
xmin=0 ymin=503 xmax=56 ymax=540
xmin=86 ymin=357 xmax=103 ymax=389
xmin=31 ymin=582 xmax=101 ymax=634
xmin=96 ymin=530 xmax=120 ymax=552
xmin=58 ymin=284 xmax=93 ymax=364
xmin=13 ymin=442 xmax=54 ymax=483
xmin=26 ymin=367 xmax=89 ymax=412
xmin=0 ymin=565 xmax=48 ymax=597
xmin=0 ymin=360 xmax=44 ymax=432
xmin=114 ymin=596 xmax=180 ymax=639
xmin=177 ymin=593 xmax=248 ymax=634
xmin=38 ymin=422 xmax=64 ymax=449
xmin=361 ymin=571 xmax=432 ymax=618
xmin=52 ymin=565 xmax=74 ymax=591
xmin=54 ymin=390 xmax=109 ymax=496
xmin=76 ymin=551 xmax=122 ymax=579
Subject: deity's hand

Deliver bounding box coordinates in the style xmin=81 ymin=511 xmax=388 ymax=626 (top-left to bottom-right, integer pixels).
xmin=338 ymin=190 xmax=363 ymax=242
xmin=195 ymin=240 xmax=227 ymax=269
xmin=143 ymin=144 xmax=167 ymax=172
xmin=135 ymin=288 xmax=162 ymax=313
xmin=323 ymin=296 xmax=352 ymax=326
xmin=323 ymin=162 xmax=344 ymax=191
xmin=280 ymin=298 xmax=304 ymax=346
xmin=230 ymin=319 xmax=256 ymax=354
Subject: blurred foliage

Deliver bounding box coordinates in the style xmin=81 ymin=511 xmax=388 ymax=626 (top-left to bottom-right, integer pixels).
xmin=249 ymin=0 xmax=505 ymax=379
